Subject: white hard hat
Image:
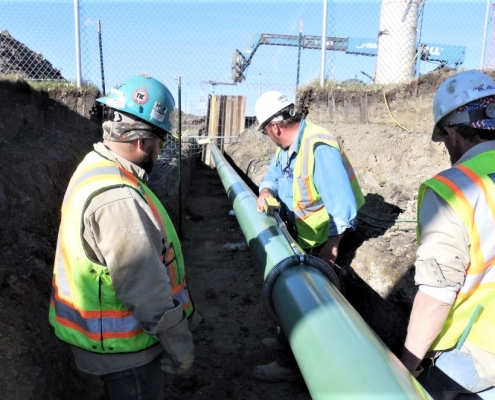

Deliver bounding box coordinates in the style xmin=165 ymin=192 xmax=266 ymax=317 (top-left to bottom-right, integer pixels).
xmin=432 ymin=70 xmax=495 ymax=141
xmin=255 ymin=91 xmax=294 ymax=131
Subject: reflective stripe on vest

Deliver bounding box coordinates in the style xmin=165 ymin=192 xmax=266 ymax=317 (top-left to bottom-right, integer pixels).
xmin=418 ymin=150 xmax=495 ymax=353
xmin=49 ymin=151 xmax=193 ymax=353
xmin=280 ymin=121 xmax=365 ymax=248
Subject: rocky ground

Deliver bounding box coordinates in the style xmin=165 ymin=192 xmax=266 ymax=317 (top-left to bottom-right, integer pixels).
xmin=0 ymin=67 xmax=482 ymax=399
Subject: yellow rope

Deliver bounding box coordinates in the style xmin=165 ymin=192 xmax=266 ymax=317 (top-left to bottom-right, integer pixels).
xmin=382 ymin=89 xmax=410 ymax=131
xmin=381 ymin=39 xmax=425 ymax=132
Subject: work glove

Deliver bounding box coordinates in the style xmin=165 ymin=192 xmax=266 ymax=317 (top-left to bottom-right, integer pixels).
xmin=161 ymin=351 xmax=195 ymax=375
xmin=143 ymin=300 xmax=195 ymax=371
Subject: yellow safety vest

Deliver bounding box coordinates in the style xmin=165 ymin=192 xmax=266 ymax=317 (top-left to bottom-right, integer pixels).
xmin=418 ymin=150 xmax=495 ymax=353
xmin=278 ymin=121 xmax=365 ymax=249
xmin=49 ymin=151 xmax=193 ymax=353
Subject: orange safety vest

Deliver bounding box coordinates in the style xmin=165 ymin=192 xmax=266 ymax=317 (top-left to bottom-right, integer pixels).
xmin=418 ymin=150 xmax=495 ymax=353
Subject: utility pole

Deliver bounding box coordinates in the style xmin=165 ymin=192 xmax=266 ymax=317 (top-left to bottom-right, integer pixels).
xmin=481 ymin=0 xmax=490 ymax=69
xmin=73 ymin=0 xmax=82 ymax=88
xmin=297 ymin=20 xmax=303 ymax=89
xmin=320 ymin=0 xmax=328 ymax=87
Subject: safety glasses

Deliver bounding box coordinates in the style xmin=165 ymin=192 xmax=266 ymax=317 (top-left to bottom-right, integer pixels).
xmin=262 ymin=122 xmax=276 ymax=136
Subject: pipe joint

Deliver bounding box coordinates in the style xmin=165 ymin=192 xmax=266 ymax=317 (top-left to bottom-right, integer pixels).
xmin=262 ymin=254 xmax=340 ymax=325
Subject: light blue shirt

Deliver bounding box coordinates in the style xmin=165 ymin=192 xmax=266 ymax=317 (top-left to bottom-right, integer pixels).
xmin=259 ymin=119 xmax=358 ymax=237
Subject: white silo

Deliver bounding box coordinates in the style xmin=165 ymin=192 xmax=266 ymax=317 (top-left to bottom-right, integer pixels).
xmin=375 ymin=0 xmax=420 ymax=84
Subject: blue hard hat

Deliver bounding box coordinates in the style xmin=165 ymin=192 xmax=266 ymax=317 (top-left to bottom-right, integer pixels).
xmin=96 ymin=74 xmax=175 ymax=135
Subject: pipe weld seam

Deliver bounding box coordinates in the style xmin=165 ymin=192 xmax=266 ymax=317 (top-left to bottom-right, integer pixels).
xmin=262 ymin=254 xmax=341 ymax=325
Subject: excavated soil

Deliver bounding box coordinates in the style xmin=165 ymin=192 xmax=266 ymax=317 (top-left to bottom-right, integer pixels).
xmin=0 ymin=68 xmax=486 ymax=399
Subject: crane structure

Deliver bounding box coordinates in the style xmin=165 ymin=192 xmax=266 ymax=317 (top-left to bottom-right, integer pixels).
xmin=200 ymin=79 xmax=237 ymax=93
xmin=232 ymin=33 xmax=466 ymax=83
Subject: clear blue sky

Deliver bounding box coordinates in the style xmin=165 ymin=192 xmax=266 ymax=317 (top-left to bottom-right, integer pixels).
xmin=0 ymin=0 xmax=491 ymax=116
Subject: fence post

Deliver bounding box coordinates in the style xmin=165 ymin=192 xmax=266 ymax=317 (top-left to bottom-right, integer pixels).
xmin=73 ymin=0 xmax=82 ymax=88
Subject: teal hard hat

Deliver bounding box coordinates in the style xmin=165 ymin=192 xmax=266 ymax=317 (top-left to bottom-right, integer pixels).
xmin=96 ymin=74 xmax=175 ymax=135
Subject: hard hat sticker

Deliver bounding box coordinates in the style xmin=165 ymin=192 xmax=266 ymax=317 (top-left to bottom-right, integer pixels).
xmin=110 ymin=88 xmax=124 ymax=97
xmin=102 ymin=89 xmax=125 ymax=108
xmin=105 ymin=98 xmax=125 ymax=108
xmin=133 ymin=89 xmax=149 ymax=105
xmin=473 ymin=84 xmax=495 ymax=92
xmin=150 ymin=101 xmax=166 ymax=122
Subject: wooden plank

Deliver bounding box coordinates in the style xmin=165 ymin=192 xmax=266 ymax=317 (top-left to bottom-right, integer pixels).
xmin=204 ymin=94 xmax=247 ymax=161
xmin=205 ymin=93 xmax=212 ymax=135
xmin=225 ymin=96 xmax=234 ymax=145
xmin=327 ymin=90 xmax=334 ymax=122
xmin=218 ymin=95 xmax=226 ymax=152
xmin=238 ymin=95 xmax=246 ymax=134
xmin=205 ymin=94 xmax=219 ymax=167
xmin=202 ymin=94 xmax=213 ymax=165
xmin=233 ymin=96 xmax=240 ymax=136
xmin=343 ymin=97 xmax=350 ymax=121
xmin=360 ymin=93 xmax=368 ymax=123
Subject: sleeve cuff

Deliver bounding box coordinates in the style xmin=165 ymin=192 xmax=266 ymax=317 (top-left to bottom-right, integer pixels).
xmin=419 ymin=285 xmax=456 ymax=305
xmin=328 ymin=217 xmax=356 ymax=236
xmin=259 ymin=182 xmax=278 ymax=198
xmin=143 ymin=300 xmax=184 ymax=335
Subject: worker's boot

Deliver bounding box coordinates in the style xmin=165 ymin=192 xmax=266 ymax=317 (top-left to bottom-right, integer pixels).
xmin=251 ymin=360 xmax=302 ymax=382
xmin=259 ymin=337 xmax=283 ymax=355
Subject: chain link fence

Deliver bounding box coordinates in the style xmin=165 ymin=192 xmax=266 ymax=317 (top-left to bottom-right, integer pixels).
xmin=0 ymin=0 xmax=492 ymax=134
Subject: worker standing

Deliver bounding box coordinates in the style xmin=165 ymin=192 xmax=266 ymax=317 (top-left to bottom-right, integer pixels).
xmin=252 ymin=91 xmax=365 ymax=382
xmin=401 ymin=70 xmax=495 ymax=398
xmin=49 ymin=74 xmax=200 ymax=399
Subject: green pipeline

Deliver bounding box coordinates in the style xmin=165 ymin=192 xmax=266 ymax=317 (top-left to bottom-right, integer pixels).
xmin=210 ymin=143 xmax=431 ymax=400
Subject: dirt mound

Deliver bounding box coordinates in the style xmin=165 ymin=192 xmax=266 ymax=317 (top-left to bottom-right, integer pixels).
xmin=296 ymin=68 xmax=495 ymax=132
xmin=0 ymin=30 xmax=64 ymax=80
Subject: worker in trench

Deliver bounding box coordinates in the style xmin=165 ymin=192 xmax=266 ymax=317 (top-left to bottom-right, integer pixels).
xmin=400 ymin=70 xmax=495 ymax=398
xmin=48 ymin=74 xmax=201 ymax=399
xmin=253 ymin=90 xmax=365 ymax=382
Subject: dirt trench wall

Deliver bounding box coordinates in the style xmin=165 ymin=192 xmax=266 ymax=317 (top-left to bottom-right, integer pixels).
xmin=298 ymin=68 xmax=458 ymax=131
xmin=0 ymin=79 xmax=104 ymax=399
xmin=0 ymin=79 xmax=194 ymax=399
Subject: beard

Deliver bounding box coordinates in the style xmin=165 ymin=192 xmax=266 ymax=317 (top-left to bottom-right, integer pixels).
xmin=138 ymin=152 xmax=155 ymax=174
xmin=450 ymin=148 xmax=463 ymax=165
xmin=446 ymin=142 xmax=463 ymax=166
